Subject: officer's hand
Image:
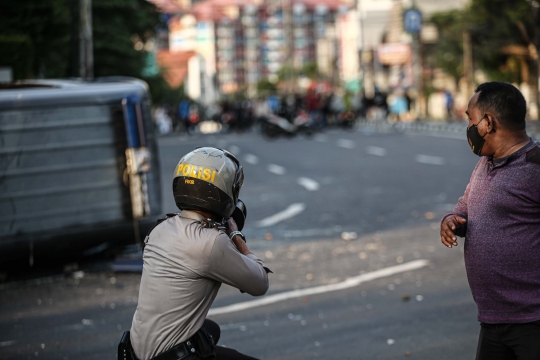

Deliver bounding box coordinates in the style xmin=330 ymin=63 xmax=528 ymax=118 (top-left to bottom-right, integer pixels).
xmin=440 ymin=215 xmax=467 ymax=248
xmin=226 ymin=217 xmax=238 ymax=236
xmin=226 ymin=217 xmax=252 ymax=255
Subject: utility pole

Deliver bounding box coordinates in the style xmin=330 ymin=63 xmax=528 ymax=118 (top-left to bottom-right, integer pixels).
xmin=283 ymin=0 xmax=294 ymax=92
xmin=463 ymin=29 xmax=473 ymax=98
xmin=412 ymin=32 xmax=423 ymax=117
xmin=403 ymin=5 xmax=423 ymax=118
xmin=70 ymin=0 xmax=79 ymax=78
xmin=79 ymin=0 xmax=94 ymax=79
xmin=356 ymin=0 xmax=365 ymax=94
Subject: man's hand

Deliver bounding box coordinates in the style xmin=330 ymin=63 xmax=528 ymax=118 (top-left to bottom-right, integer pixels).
xmin=440 ymin=215 xmax=467 ymax=248
xmin=226 ymin=217 xmax=252 ymax=255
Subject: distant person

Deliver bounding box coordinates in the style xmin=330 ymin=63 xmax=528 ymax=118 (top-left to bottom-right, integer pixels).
xmin=154 ymin=107 xmax=172 ymax=135
xmin=444 ymin=90 xmax=454 ymax=120
xmin=371 ymin=89 xmax=388 ymax=121
xmin=179 ymin=99 xmax=190 ymax=132
xmin=440 ymin=82 xmax=540 ymax=360
xmin=305 ymin=90 xmax=322 ymax=128
xmin=388 ymin=91 xmax=408 ymax=121
xmin=254 ymin=96 xmax=271 ymax=124
xmin=321 ymin=92 xmax=334 ymax=126
xmin=267 ymin=94 xmax=280 ymax=114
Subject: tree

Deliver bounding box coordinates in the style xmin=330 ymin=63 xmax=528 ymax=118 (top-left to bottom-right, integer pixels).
xmin=256 ymin=78 xmax=278 ymax=96
xmin=0 ymin=0 xmax=72 ymax=78
xmin=0 ymin=0 xmax=177 ymax=104
xmin=428 ymin=0 xmax=540 ymax=116
xmin=0 ymin=35 xmax=34 ymax=80
xmin=427 ymin=10 xmax=464 ymax=83
xmin=92 ymin=0 xmax=161 ymax=78
xmin=468 ymin=0 xmax=538 ymax=84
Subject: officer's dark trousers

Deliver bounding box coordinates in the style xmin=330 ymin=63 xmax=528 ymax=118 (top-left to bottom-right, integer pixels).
xmin=476 ymin=321 xmax=540 ymax=360
xmin=203 ymin=319 xmax=259 ymax=360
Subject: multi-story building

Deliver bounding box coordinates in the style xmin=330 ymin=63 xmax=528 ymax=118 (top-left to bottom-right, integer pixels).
xmin=151 ymin=0 xmax=351 ymax=100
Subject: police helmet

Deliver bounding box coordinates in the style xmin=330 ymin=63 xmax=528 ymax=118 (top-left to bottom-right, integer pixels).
xmin=172 ymin=147 xmax=244 ymax=220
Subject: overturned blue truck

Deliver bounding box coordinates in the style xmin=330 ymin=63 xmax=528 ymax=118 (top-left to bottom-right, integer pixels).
xmin=0 ymin=78 xmax=162 ymax=267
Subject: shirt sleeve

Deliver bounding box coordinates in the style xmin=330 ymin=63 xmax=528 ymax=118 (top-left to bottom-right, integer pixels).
xmin=205 ymin=233 xmax=270 ymax=296
xmin=440 ymin=159 xmax=481 ymax=237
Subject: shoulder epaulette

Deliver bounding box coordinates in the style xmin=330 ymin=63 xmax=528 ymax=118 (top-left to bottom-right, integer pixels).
xmin=142 ymin=213 xmax=178 ymax=252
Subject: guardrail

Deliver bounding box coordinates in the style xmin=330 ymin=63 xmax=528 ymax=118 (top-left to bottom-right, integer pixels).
xmin=356 ymin=119 xmax=540 ymax=141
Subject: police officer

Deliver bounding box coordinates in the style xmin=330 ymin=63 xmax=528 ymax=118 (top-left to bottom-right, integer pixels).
xmin=128 ymin=147 xmax=271 ymax=360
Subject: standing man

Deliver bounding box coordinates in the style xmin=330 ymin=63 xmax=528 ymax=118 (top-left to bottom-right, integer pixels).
xmin=440 ymin=82 xmax=540 ymax=359
xmin=127 ymin=147 xmax=271 ymax=360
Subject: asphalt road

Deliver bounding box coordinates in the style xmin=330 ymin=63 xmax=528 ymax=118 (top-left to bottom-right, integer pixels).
xmin=158 ymin=128 xmax=476 ymax=243
xmin=0 ymin=127 xmax=481 ymax=359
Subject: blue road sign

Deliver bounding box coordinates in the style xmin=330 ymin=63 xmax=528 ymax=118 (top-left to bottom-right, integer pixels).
xmin=404 ymin=9 xmax=422 ymax=34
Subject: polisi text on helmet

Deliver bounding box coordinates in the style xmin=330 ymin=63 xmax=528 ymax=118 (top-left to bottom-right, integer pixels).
xmin=175 ymin=163 xmax=217 ymax=182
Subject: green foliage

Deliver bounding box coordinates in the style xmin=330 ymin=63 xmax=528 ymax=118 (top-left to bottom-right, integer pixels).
xmin=256 ymin=78 xmax=278 ymax=96
xmin=144 ymin=76 xmax=184 ymax=105
xmin=92 ymin=0 xmax=161 ymax=78
xmin=428 ymin=0 xmax=539 ymax=84
xmin=0 ymin=0 xmax=174 ymax=104
xmin=467 ymin=0 xmax=537 ymax=83
xmin=276 ymin=64 xmax=295 ymax=82
xmin=301 ymin=62 xmax=319 ymax=79
xmin=0 ymin=0 xmax=71 ymax=78
xmin=0 ymin=35 xmax=34 ymax=80
xmin=428 ymin=11 xmax=464 ymax=82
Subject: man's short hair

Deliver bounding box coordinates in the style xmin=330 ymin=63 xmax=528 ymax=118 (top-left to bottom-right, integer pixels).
xmin=474 ymin=82 xmax=527 ymax=131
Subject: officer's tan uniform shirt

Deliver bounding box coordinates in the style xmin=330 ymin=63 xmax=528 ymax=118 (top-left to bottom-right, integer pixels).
xmin=130 ymin=211 xmax=270 ymax=359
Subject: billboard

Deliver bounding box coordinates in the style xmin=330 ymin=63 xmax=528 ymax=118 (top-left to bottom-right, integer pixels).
xmin=377 ymin=43 xmax=411 ymax=65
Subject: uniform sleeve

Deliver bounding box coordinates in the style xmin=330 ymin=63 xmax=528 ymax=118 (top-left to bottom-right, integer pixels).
xmin=440 ymin=159 xmax=481 ymax=237
xmin=205 ymin=234 xmax=270 ymax=296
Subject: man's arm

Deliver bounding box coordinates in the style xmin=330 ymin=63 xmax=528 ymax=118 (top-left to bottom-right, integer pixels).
xmin=206 ymin=233 xmax=270 ymax=296
xmin=440 ymin=161 xmax=480 ymax=247
xmin=443 ymin=182 xmax=470 ymax=236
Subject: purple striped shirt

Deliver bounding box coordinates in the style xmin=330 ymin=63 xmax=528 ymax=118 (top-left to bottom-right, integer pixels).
xmin=444 ymin=140 xmax=540 ymax=323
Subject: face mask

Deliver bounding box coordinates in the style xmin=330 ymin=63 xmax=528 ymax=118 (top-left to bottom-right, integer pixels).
xmin=467 ymin=116 xmax=487 ymax=156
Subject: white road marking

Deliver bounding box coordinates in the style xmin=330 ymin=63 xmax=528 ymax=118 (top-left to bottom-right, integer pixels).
xmin=208 ymin=259 xmax=430 ymax=316
xmin=244 ymin=154 xmax=259 ymax=165
xmin=366 ymin=146 xmax=387 ymax=156
xmin=315 ymin=134 xmax=328 ymax=142
xmin=337 ymin=139 xmax=356 ymax=149
xmin=228 ymin=145 xmax=241 ymax=155
xmin=256 ymin=203 xmax=306 ymax=227
xmin=415 ymin=154 xmax=446 ymax=166
xmin=297 ymin=177 xmax=320 ymax=191
xmin=267 ymin=164 xmax=286 ymax=175
xmin=0 ymin=340 xmax=16 ymax=347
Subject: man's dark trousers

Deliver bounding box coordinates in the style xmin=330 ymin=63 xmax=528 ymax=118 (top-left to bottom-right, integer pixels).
xmin=476 ymin=321 xmax=540 ymax=360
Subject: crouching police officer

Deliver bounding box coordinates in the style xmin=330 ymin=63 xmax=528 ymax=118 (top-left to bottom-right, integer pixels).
xmin=120 ymin=147 xmax=271 ymax=360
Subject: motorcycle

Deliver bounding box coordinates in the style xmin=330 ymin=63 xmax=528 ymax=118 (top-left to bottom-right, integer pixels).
xmin=337 ymin=110 xmax=356 ymax=129
xmin=259 ymin=110 xmax=315 ymax=139
xmin=260 ymin=114 xmax=296 ymax=138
